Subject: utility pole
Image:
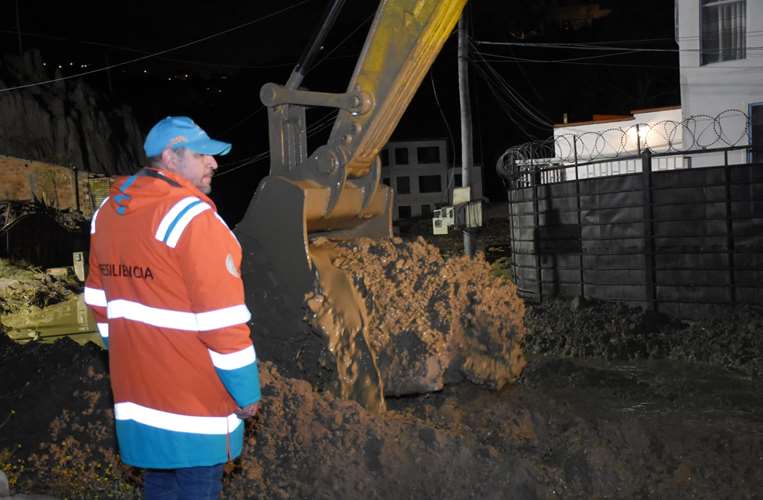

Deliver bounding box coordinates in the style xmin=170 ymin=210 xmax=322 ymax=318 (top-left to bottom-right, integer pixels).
xmin=458 ymin=7 xmax=475 ymax=257
xmin=15 ymin=0 xmax=23 ymax=55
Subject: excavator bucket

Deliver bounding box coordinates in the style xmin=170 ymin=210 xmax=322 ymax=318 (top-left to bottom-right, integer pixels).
xmin=234 ymin=0 xmax=467 ymax=410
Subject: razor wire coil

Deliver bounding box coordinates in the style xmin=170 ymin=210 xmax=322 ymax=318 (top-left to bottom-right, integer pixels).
xmin=497 ymin=109 xmax=750 ymax=185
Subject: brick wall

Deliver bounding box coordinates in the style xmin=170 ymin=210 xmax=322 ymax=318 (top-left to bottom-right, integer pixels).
xmin=0 ymin=155 xmax=113 ymax=217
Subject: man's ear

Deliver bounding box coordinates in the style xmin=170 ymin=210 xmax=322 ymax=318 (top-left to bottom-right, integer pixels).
xmin=160 ymin=148 xmax=179 ymax=171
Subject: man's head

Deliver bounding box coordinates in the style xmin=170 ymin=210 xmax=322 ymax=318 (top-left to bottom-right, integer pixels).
xmin=143 ymin=116 xmax=231 ymax=194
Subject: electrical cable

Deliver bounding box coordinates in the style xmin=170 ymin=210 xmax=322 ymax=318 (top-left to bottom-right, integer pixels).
xmin=215 ymin=109 xmax=340 ymax=177
xmin=475 ymin=39 xmax=763 ymax=53
xmin=470 ymin=43 xmax=552 ymax=130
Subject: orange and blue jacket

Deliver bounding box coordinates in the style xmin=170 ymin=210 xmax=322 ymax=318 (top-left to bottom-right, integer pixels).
xmin=84 ymin=167 xmax=260 ymax=469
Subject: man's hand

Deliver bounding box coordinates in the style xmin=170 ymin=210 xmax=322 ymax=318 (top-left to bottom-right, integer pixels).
xmin=235 ymin=402 xmax=260 ymax=419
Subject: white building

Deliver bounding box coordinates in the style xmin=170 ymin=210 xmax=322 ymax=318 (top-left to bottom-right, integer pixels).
xmin=380 ymin=139 xmax=483 ymax=220
xmin=503 ymin=0 xmax=762 ymax=182
xmin=676 ymin=0 xmax=763 ymax=165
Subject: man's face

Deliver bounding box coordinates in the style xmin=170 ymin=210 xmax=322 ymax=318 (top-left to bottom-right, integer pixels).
xmin=172 ymin=148 xmax=218 ymax=194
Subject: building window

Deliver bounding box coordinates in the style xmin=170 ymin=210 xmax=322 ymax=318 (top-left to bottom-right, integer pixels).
xmin=396 ymin=176 xmax=410 ymax=194
xmin=416 ymin=146 xmax=440 ymax=164
xmin=398 ymin=205 xmax=411 ymax=219
xmin=382 ymin=177 xmax=390 ymax=186
xmin=380 ymin=149 xmax=389 ymax=166
xmin=419 ymin=175 xmax=442 ymax=193
xmin=453 ymin=173 xmax=463 ymax=187
xmin=701 ymin=0 xmax=746 ymax=65
xmin=395 ymin=147 xmax=409 ymax=165
xmin=420 ymin=204 xmax=432 ymax=217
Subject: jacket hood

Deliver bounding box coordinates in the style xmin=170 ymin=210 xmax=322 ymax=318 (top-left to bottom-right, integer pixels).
xmin=108 ymin=168 xmax=216 ymax=216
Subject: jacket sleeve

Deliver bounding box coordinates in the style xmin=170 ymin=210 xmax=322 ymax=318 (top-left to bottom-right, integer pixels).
xmin=83 ymin=210 xmax=110 ymax=349
xmin=175 ymin=210 xmax=261 ymax=408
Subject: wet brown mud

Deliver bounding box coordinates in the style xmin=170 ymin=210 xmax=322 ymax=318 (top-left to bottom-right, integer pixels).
xmin=252 ymin=234 xmax=526 ymax=412
xmin=1 ymin=336 xmax=762 ymax=498
xmin=2 ymin=228 xmax=762 ymax=498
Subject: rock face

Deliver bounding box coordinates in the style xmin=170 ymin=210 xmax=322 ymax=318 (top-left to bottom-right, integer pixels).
xmin=0 ymin=50 xmax=144 ymax=175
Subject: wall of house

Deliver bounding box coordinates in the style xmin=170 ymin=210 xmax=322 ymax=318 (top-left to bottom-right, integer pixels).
xmin=677 ymin=0 xmax=763 ymax=166
xmin=0 ymin=154 xmax=112 ymax=218
xmin=551 ymin=107 xmax=684 ymax=179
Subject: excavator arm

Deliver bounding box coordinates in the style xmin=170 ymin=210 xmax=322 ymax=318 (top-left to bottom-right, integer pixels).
xmin=234 ymin=0 xmax=467 ymax=407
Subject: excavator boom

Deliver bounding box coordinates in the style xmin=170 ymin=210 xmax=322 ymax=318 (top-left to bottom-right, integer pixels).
xmin=234 ymin=0 xmax=467 ymax=409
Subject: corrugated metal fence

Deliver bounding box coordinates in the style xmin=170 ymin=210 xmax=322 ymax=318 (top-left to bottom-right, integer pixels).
xmin=506 ymin=146 xmax=763 ymax=318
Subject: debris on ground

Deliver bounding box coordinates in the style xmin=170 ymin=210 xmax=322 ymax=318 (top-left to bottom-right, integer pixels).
xmin=1 ymin=228 xmax=762 ymax=499
xmin=0 ymin=259 xmax=80 ymax=315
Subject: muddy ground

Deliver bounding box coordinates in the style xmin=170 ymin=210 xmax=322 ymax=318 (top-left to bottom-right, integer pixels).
xmin=1 ymin=218 xmax=762 ymax=499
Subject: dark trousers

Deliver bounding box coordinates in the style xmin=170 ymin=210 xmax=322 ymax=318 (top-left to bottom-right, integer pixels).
xmin=143 ymin=464 xmax=224 ymax=500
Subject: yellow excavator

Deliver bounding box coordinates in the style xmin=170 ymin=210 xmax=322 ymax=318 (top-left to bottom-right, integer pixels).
xmin=234 ymin=0 xmax=468 ymax=408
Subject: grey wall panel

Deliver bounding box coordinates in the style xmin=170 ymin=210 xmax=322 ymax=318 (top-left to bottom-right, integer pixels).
xmin=580 ymin=191 xmax=644 ymax=210
xmin=580 ymin=175 xmax=643 ymax=194
xmin=735 ymin=253 xmax=763 ymax=268
xmin=653 ymin=236 xmax=728 ymax=251
xmin=736 ymin=287 xmax=763 ymax=304
xmin=585 ymin=268 xmax=646 ymax=285
xmin=653 ymin=202 xmax=727 ymax=221
xmin=730 ymin=200 xmax=763 ymax=218
xmin=734 ymin=270 xmax=763 ymax=286
xmin=584 ymin=240 xmax=646 ymax=253
xmin=506 ymin=159 xmax=763 ymax=318
xmin=731 ymin=165 xmax=763 ymax=183
xmin=582 ymin=207 xmax=645 ymax=225
xmin=652 ymin=186 xmax=726 ymax=205
xmin=582 ymin=223 xmax=645 ymax=240
xmin=652 ymin=167 xmax=725 ymax=188
xmin=656 ymin=269 xmax=729 ymax=286
xmin=656 ymin=253 xmax=729 ymax=269
xmin=653 ymin=220 xmax=728 ymax=237
xmin=584 ymin=253 xmax=646 ymax=269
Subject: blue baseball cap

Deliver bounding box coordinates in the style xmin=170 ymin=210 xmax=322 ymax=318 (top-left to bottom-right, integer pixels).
xmin=143 ymin=116 xmax=232 ymax=157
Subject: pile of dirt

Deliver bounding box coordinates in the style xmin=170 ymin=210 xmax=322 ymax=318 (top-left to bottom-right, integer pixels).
xmin=321 ymin=236 xmax=525 ymax=389
xmin=254 ymin=234 xmax=526 ymax=413
xmin=2 ymin=332 xmax=761 ymax=499
xmin=524 ymin=297 xmax=763 ymax=377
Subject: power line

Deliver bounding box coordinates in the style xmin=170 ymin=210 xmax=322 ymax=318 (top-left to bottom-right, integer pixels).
xmin=475 ymin=39 xmax=763 ymax=54
xmin=215 ymin=109 xmax=340 ymax=178
xmin=311 ymin=13 xmax=374 ymax=72
xmin=0 ymin=1 xmax=312 ymax=93
xmin=0 ymin=29 xmax=300 ymax=70
xmin=474 ymin=51 xmax=763 ymax=70
xmin=469 ymin=43 xmax=552 ymax=131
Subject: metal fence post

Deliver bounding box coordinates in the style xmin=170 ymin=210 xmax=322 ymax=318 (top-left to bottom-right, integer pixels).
xmin=573 ymin=135 xmax=584 ymax=298
xmin=532 ymin=165 xmax=542 ymax=303
xmin=641 ymin=148 xmax=656 ymax=311
xmin=507 ymin=160 xmax=518 ymax=285
xmin=724 ymin=159 xmax=736 ymax=306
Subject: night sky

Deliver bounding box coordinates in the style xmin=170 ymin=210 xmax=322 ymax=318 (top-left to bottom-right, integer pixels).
xmin=0 ymin=0 xmax=678 ymax=223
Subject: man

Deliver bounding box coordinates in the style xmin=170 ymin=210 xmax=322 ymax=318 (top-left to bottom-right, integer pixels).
xmin=84 ymin=116 xmax=261 ymax=499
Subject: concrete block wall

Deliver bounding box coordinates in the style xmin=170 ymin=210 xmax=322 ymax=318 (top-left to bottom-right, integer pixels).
xmin=0 ymin=154 xmax=112 ymax=218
